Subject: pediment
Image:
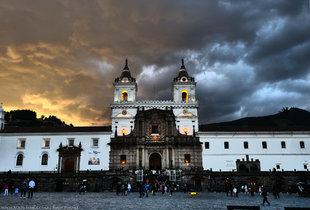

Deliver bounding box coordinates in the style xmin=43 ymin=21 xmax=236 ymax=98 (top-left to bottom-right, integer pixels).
xmin=178 ymin=111 xmax=195 ymax=117
xmin=116 ymin=111 xmax=133 ymax=118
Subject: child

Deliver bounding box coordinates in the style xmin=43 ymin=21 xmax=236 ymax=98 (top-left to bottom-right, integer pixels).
xmin=14 ymin=187 xmax=19 ymax=196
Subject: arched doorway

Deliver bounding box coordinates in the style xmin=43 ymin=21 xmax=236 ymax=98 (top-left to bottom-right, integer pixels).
xmin=239 ymin=164 xmax=249 ymax=173
xmin=64 ymin=158 xmax=75 ymax=172
xmin=149 ymin=153 xmax=161 ymax=170
xmin=250 ymin=164 xmax=259 ymax=173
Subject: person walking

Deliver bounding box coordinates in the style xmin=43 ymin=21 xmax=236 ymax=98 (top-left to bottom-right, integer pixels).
xmin=10 ymin=184 xmax=14 ymax=195
xmin=121 ymin=183 xmax=125 ymax=196
xmin=161 ymin=182 xmax=165 ymax=195
xmin=225 ymin=178 xmax=231 ymax=196
xmin=236 ymin=185 xmax=239 ymax=197
xmin=28 ymin=179 xmax=35 ymax=199
xmin=272 ymin=184 xmax=280 ymax=199
xmin=79 ymin=182 xmax=86 ymax=195
xmin=233 ymin=186 xmax=237 ymax=197
xmin=297 ymin=184 xmax=304 ymax=196
xmin=170 ymin=183 xmax=174 ymax=196
xmin=250 ymin=186 xmax=255 ymax=197
xmin=127 ymin=182 xmax=131 ymax=195
xmin=138 ymin=182 xmax=144 ymax=198
xmin=183 ymin=183 xmax=187 ymax=193
xmin=116 ymin=181 xmax=122 ymax=196
xmin=20 ymin=180 xmax=27 ymax=198
xmin=145 ymin=183 xmax=150 ymax=197
xmin=151 ymin=183 xmax=156 ymax=196
xmin=3 ymin=183 xmax=9 ymax=196
xmin=262 ymin=187 xmax=270 ymax=206
xmin=124 ymin=182 xmax=128 ymax=196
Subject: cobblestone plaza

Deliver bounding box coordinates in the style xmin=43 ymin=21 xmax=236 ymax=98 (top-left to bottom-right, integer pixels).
xmin=1 ymin=192 xmax=310 ymax=210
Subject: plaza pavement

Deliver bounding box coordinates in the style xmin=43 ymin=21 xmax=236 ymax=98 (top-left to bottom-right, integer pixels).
xmin=0 ymin=192 xmax=310 ymax=210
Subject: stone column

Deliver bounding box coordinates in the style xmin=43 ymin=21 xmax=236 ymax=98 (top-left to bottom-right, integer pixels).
xmin=172 ymin=148 xmax=175 ymax=169
xmin=136 ymin=148 xmax=139 ymax=168
xmin=58 ymin=157 xmax=62 ymax=173
xmin=166 ymin=148 xmax=169 ymax=168
xmin=142 ymin=147 xmax=145 ymax=168
xmin=76 ymin=156 xmax=79 ymax=172
xmin=145 ymin=149 xmax=148 ymax=169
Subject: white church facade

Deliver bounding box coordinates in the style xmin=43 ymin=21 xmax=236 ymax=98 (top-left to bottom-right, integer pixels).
xmin=0 ymin=60 xmax=309 ymax=172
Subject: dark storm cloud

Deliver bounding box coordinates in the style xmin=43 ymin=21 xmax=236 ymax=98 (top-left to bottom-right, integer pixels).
xmin=0 ymin=0 xmax=309 ymax=125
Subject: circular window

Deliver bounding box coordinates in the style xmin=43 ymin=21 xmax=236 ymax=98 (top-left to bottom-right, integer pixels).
xmin=181 ymin=77 xmax=187 ymax=82
xmin=122 ymin=110 xmax=127 ymax=115
xmin=122 ymin=77 xmax=129 ymax=82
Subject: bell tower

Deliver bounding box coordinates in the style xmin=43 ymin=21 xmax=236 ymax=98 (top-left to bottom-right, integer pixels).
xmin=172 ymin=59 xmax=196 ymax=103
xmin=172 ymin=59 xmax=198 ymax=135
xmin=113 ymin=59 xmax=137 ymax=103
xmin=111 ymin=59 xmax=137 ymax=137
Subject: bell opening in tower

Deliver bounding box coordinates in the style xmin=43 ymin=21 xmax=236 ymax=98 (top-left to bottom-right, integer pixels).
xmin=182 ymin=90 xmax=188 ymax=102
xmin=122 ymin=91 xmax=128 ymax=101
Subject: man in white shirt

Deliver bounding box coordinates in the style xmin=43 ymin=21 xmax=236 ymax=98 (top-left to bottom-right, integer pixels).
xmin=28 ymin=180 xmax=35 ymax=199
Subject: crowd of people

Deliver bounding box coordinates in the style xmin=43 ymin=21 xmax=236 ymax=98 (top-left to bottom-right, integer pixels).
xmin=224 ymin=178 xmax=286 ymax=206
xmin=115 ymin=180 xmax=184 ymax=198
xmin=115 ymin=170 xmax=189 ymax=198
xmin=2 ymin=179 xmax=36 ymax=198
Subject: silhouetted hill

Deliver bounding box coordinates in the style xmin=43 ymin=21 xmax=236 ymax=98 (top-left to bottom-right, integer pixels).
xmin=199 ymin=108 xmax=310 ymax=131
xmin=4 ymin=110 xmax=72 ymax=127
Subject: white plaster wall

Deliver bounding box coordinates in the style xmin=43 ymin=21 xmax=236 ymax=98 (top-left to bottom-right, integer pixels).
xmin=199 ymin=132 xmax=310 ymax=171
xmin=174 ymin=108 xmax=198 ymax=135
xmin=111 ymin=108 xmax=137 ymax=136
xmin=79 ymin=133 xmax=111 ymax=171
xmin=0 ymin=132 xmax=111 ymax=172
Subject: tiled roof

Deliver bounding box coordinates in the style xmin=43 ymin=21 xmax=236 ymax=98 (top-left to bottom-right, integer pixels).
xmin=0 ymin=126 xmax=111 ymax=133
xmin=199 ymin=125 xmax=310 ymax=132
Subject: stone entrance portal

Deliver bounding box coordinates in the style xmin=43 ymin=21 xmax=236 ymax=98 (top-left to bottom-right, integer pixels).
xmin=64 ymin=158 xmax=75 ymax=172
xmin=149 ymin=153 xmax=161 ymax=170
xmin=57 ymin=143 xmax=83 ymax=173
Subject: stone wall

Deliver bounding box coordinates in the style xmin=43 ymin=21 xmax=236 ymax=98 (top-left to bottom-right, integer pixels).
xmin=0 ymin=171 xmax=136 ymax=192
xmin=0 ymin=170 xmax=309 ymax=193
xmin=181 ymin=171 xmax=310 ymax=193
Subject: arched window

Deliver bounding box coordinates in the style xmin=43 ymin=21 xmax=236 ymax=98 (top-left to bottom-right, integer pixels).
xmin=181 ymin=90 xmax=188 ymax=102
xmin=122 ymin=91 xmax=128 ymax=101
xmin=41 ymin=154 xmax=48 ymax=165
xmin=16 ymin=154 xmax=23 ymax=166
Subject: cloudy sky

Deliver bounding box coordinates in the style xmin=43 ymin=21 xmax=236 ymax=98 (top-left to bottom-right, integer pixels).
xmin=0 ymin=0 xmax=310 ymax=126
